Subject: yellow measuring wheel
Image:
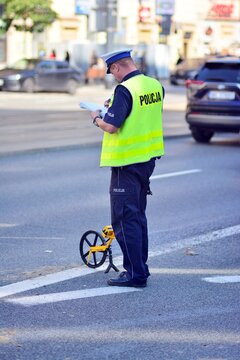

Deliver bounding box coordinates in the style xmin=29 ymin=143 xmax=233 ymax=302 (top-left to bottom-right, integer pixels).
xmin=79 ymin=225 xmax=119 ymax=273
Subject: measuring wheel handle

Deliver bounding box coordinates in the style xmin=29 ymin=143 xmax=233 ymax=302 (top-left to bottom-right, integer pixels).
xmin=104 ymin=247 xmax=119 ymax=273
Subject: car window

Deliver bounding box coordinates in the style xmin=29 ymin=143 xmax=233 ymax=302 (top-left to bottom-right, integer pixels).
xmin=196 ymin=62 xmax=240 ymax=83
xmin=37 ymin=61 xmax=55 ymax=70
xmin=56 ymin=62 xmax=69 ymax=69
xmin=186 ymin=59 xmax=203 ymax=67
xmin=177 ymin=58 xmax=204 ymax=70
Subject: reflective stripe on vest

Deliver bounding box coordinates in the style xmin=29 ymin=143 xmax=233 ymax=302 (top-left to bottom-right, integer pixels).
xmin=100 ymin=74 xmax=164 ymax=167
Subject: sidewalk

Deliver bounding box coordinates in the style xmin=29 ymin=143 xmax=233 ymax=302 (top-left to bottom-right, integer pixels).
xmin=0 ymin=83 xmax=190 ymax=155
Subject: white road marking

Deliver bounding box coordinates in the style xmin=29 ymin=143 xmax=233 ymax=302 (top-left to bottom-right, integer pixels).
xmin=9 ymin=328 xmax=240 ymax=344
xmin=0 ymin=267 xmax=96 ymax=299
xmin=150 ymin=268 xmax=240 ymax=275
xmin=0 ymin=169 xmax=200 ymax=236
xmin=0 ymin=236 xmax=64 ymax=240
xmin=150 ymin=169 xmax=202 ymax=180
xmin=7 ymin=287 xmax=141 ymax=306
xmin=202 ymin=275 xmax=240 ymax=284
xmin=1 ymin=224 xmax=240 ymax=301
xmin=0 ymin=166 xmax=44 ymax=173
xmin=148 ymin=224 xmax=240 ymax=258
xmin=0 ymin=223 xmax=18 ymax=228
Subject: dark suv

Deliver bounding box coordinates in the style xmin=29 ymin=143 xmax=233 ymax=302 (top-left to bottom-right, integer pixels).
xmin=185 ymin=57 xmax=240 ymax=143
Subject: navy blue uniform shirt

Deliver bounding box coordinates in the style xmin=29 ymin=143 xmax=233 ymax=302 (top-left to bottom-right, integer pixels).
xmin=104 ymin=70 xmax=165 ymax=128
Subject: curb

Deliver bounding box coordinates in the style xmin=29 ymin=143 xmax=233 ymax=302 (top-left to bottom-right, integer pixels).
xmin=0 ymin=132 xmax=191 ymax=158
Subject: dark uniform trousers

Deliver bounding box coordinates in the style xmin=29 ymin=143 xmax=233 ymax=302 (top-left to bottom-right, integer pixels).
xmin=110 ymin=158 xmax=156 ymax=282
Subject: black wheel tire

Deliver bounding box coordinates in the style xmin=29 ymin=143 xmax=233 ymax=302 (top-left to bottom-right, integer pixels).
xmin=79 ymin=230 xmax=107 ymax=268
xmin=170 ymin=79 xmax=177 ymax=85
xmin=22 ymin=78 xmax=35 ymax=93
xmin=191 ymin=127 xmax=214 ymax=143
xmin=67 ymin=79 xmax=78 ymax=95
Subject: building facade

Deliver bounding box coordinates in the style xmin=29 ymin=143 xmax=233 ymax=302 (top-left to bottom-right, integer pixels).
xmin=1 ymin=0 xmax=239 ymax=75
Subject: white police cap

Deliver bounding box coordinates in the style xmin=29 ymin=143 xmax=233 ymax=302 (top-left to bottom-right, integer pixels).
xmin=101 ymin=49 xmax=132 ymax=73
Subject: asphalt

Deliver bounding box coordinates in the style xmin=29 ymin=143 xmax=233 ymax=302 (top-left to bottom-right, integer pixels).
xmin=0 ymin=82 xmax=190 ymax=155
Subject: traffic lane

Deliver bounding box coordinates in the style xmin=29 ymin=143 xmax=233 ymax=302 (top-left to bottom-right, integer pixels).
xmin=0 ymin=108 xmax=102 ymax=154
xmin=0 ymin=145 xmax=110 ymax=283
xmin=149 ymin=135 xmax=240 ymax=240
xmin=1 ymin=225 xmax=239 ymax=298
xmin=1 ymin=136 xmax=239 ymax=237
xmin=0 ymin=108 xmax=189 ymax=155
xmin=0 ymin=137 xmax=240 ymax=283
xmin=0 ymin=234 xmax=239 ymax=360
xmin=0 ymin=87 xmax=188 ymax=155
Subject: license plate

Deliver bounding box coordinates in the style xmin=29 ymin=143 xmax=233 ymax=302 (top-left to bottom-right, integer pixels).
xmin=208 ymin=91 xmax=235 ymax=100
xmin=0 ymin=79 xmax=4 ymax=86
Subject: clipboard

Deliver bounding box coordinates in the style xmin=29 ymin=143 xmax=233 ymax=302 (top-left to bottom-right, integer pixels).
xmin=79 ymin=101 xmax=108 ymax=117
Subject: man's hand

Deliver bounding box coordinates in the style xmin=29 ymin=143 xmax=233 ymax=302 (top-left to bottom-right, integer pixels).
xmin=90 ymin=110 xmax=101 ymax=121
xmin=104 ymin=98 xmax=111 ymax=108
xmin=90 ymin=109 xmax=118 ymax=134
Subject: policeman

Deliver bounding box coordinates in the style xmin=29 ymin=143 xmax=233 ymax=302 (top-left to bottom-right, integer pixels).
xmin=90 ymin=49 xmax=164 ymax=288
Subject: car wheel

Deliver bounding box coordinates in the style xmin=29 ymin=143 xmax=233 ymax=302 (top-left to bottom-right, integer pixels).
xmin=67 ymin=79 xmax=78 ymax=95
xmin=170 ymin=78 xmax=177 ymax=85
xmin=191 ymin=127 xmax=214 ymax=143
xmin=22 ymin=78 xmax=35 ymax=93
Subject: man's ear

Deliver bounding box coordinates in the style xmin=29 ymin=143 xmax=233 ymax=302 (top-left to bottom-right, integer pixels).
xmin=114 ymin=63 xmax=119 ymax=73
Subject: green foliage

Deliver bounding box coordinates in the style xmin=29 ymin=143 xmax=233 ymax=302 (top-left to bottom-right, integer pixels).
xmin=0 ymin=0 xmax=58 ymax=33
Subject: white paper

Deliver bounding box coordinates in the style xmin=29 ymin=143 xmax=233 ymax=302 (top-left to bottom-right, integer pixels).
xmin=79 ymin=101 xmax=107 ymax=117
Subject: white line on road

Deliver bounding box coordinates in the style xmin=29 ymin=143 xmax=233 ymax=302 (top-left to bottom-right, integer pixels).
xmin=148 ymin=224 xmax=240 ymax=258
xmin=9 ymin=327 xmax=240 ymax=344
xmin=202 ymin=276 xmax=240 ymax=284
xmin=1 ymin=224 xmax=240 ymax=300
xmin=150 ymin=169 xmax=202 ymax=180
xmin=7 ymin=287 xmax=141 ymax=306
xmin=0 ymin=267 xmax=96 ymax=299
xmin=0 ymin=236 xmax=64 ymax=240
xmin=0 ymin=223 xmax=18 ymax=228
xmin=0 ymin=169 xmax=200 ymax=237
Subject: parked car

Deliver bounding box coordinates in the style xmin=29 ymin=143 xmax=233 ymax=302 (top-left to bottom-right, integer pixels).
xmin=185 ymin=57 xmax=240 ymax=143
xmin=0 ymin=58 xmax=84 ymax=94
xmin=170 ymin=58 xmax=206 ymax=85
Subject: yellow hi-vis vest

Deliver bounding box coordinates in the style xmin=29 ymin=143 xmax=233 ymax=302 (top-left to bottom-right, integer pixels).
xmin=100 ymin=74 xmax=164 ymax=167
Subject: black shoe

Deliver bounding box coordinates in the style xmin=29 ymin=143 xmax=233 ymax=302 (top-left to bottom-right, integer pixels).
xmin=119 ymin=270 xmax=149 ymax=280
xmin=119 ymin=271 xmax=127 ymax=278
xmin=107 ymin=273 xmax=147 ymax=288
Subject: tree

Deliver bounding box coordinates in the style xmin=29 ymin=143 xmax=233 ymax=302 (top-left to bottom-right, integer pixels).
xmin=0 ymin=0 xmax=58 ymax=33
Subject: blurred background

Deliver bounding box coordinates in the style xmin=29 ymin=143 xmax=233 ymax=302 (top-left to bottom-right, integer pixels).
xmin=0 ymin=0 xmax=240 ymax=81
